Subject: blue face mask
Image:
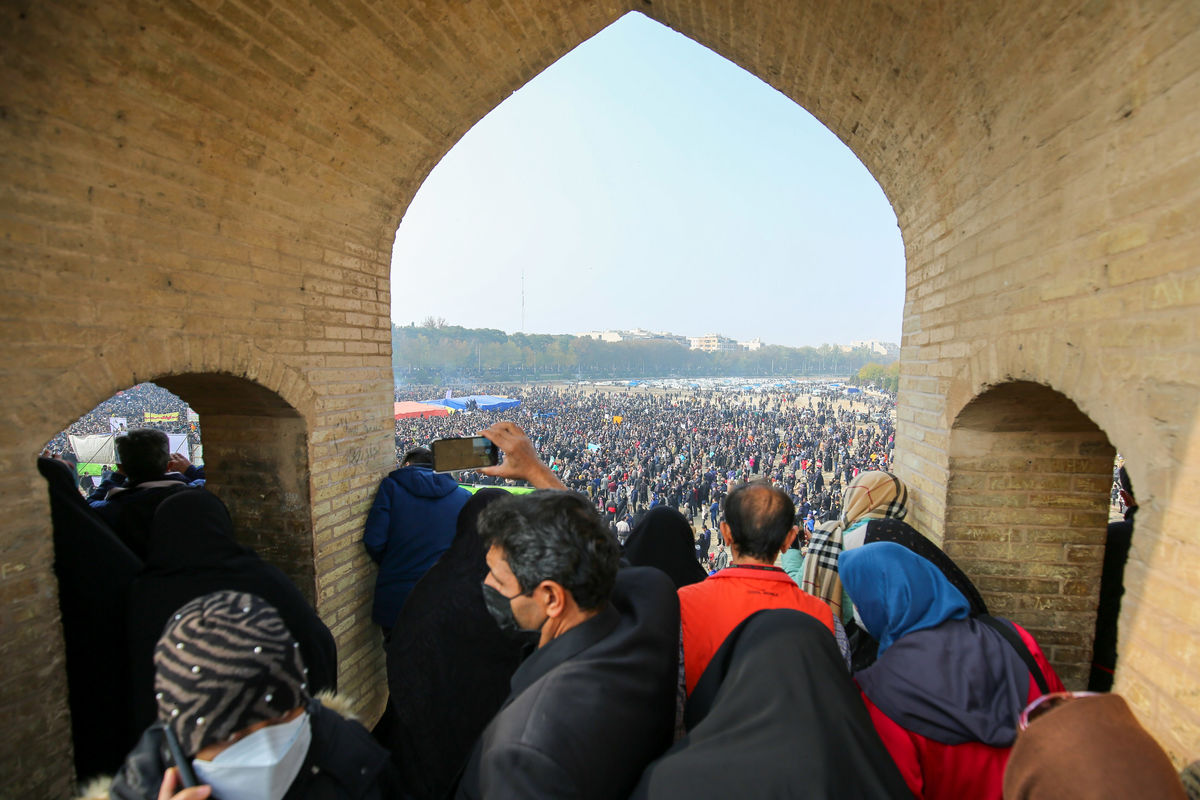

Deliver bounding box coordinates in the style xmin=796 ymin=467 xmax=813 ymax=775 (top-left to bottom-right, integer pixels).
xmin=192 ymin=712 xmax=312 ymax=800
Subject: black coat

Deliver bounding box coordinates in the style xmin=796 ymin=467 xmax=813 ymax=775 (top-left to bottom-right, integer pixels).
xmin=623 ymin=506 xmax=707 ymax=589
xmin=126 ymin=491 xmax=337 ymax=734
xmin=38 ymin=456 xmax=144 ymax=778
xmin=93 ymin=478 xmax=197 ymax=559
xmin=383 ymin=489 xmax=526 ymax=800
xmin=456 ymin=568 xmax=680 ymax=800
xmin=631 ymin=609 xmax=911 ymax=799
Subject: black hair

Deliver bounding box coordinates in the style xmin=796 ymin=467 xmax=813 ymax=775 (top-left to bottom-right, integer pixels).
xmin=403 ymin=447 xmax=433 ymax=467
xmin=724 ymin=480 xmax=795 ymax=561
xmin=478 ymin=490 xmax=619 ymax=611
xmin=115 ymin=428 xmax=170 ymax=482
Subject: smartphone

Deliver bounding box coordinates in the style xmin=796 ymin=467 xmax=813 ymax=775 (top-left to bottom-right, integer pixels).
xmin=161 ymin=724 xmax=199 ymax=788
xmin=431 ymin=436 xmax=500 ymax=473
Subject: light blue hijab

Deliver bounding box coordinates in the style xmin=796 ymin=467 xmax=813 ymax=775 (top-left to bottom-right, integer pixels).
xmin=839 ymin=541 xmax=970 ymax=656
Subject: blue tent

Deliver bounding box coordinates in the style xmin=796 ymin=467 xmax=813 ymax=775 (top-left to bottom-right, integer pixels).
xmin=470 ymin=395 xmax=521 ymax=411
xmin=422 ymin=395 xmax=521 ymax=412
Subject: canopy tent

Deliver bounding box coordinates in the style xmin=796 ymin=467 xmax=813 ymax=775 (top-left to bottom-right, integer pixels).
xmin=421 ymin=395 xmax=521 ymax=412
xmin=394 ymin=401 xmax=450 ymax=419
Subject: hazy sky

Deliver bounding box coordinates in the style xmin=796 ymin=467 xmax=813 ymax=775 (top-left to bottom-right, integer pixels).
xmin=390 ymin=11 xmax=904 ymax=348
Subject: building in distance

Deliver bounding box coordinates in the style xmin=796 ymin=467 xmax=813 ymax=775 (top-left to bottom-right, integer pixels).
xmin=846 ymin=339 xmax=900 ymax=357
xmin=576 ymin=329 xmax=766 ymax=352
xmin=689 ymin=333 xmax=740 ymax=353
xmin=577 ymin=328 xmax=690 ymax=346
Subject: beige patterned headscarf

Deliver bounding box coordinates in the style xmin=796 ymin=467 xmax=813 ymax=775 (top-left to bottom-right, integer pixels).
xmin=840 ymin=471 xmax=908 ymax=528
xmin=801 ymin=471 xmax=909 ymax=618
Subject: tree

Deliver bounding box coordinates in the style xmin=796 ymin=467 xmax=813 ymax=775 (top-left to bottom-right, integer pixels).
xmin=855 ymin=361 xmax=899 ymax=393
xmin=392 ymin=323 xmax=895 ymax=380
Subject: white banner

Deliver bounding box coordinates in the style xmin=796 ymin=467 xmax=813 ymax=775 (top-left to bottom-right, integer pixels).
xmin=109 ymin=416 xmax=128 ymax=433
xmin=69 ymin=434 xmax=117 ymax=465
xmin=69 ymin=433 xmax=189 ymax=464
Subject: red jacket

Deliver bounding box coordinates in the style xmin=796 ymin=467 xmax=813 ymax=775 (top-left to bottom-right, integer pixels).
xmin=861 ymin=622 xmax=1065 ymax=800
xmin=679 ymin=564 xmax=835 ymax=695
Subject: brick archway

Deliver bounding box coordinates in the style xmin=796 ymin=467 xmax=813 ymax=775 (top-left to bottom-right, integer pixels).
xmin=944 ymin=381 xmax=1114 ymax=688
xmin=152 ymin=372 xmax=315 ymax=599
xmin=41 ymin=372 xmax=315 ymax=783
xmin=4 ymin=1 xmax=1199 ymax=791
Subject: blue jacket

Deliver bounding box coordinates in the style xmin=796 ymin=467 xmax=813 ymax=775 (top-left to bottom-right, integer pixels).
xmin=363 ymin=466 xmax=470 ymax=627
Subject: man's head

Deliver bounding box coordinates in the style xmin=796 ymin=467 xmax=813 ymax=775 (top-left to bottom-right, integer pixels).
xmin=402 ymin=446 xmax=433 ymax=468
xmin=479 ymin=491 xmax=619 ymax=638
xmin=115 ymin=428 xmax=170 ymax=482
xmin=154 ymin=591 xmax=308 ymax=759
xmin=721 ymin=480 xmax=798 ymax=562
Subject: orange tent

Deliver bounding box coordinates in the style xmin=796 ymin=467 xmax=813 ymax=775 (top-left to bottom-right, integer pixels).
xmin=394 ymin=401 xmax=450 ymax=419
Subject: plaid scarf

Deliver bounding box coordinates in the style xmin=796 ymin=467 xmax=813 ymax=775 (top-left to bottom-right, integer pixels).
xmin=801 ymin=520 xmax=846 ymax=618
xmin=802 ymin=472 xmax=909 ymax=618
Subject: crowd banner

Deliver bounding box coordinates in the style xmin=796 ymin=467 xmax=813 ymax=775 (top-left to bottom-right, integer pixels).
xmin=109 ymin=416 xmax=128 ymax=433
xmin=144 ymin=412 xmax=179 ymax=423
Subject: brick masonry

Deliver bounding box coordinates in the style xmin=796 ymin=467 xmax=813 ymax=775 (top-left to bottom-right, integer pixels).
xmin=944 ymin=381 xmax=1116 ymax=688
xmin=1 ymin=0 xmax=1197 ymax=792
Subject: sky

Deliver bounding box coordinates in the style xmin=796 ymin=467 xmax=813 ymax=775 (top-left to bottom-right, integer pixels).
xmin=390 ymin=11 xmax=905 ymax=349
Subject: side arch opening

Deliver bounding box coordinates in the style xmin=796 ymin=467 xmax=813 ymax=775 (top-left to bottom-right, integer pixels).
xmin=36 ymin=373 xmax=313 ymax=783
xmin=945 ymin=381 xmax=1115 ymax=688
xmin=154 ymin=373 xmax=314 ymax=600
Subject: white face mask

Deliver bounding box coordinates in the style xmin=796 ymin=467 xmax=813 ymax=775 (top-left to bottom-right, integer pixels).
xmin=192 ymin=712 xmax=312 ymax=800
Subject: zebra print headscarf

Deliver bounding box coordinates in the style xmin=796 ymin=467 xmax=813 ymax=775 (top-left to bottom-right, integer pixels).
xmin=154 ymin=591 xmax=308 ymax=757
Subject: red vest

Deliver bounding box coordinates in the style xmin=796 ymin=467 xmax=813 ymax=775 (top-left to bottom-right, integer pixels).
xmin=678 ymin=565 xmax=836 ymax=695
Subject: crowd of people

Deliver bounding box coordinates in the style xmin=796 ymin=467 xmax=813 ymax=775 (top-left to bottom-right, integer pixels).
xmin=42 ymin=382 xmax=202 ymax=459
xmin=37 ymin=380 xmax=1182 ymax=800
xmin=395 ymin=384 xmax=897 ymax=551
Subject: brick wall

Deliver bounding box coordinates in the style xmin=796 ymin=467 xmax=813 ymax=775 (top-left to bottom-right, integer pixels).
xmin=2 ymin=0 xmax=1198 ymax=792
xmin=944 ymin=382 xmax=1115 ymax=688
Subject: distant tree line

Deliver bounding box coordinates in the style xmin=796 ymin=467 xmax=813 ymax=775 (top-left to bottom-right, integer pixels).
xmin=854 ymin=361 xmax=901 ymax=393
xmin=392 ymin=322 xmax=897 ymax=380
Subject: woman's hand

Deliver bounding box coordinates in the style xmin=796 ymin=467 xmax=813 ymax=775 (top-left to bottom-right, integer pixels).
xmin=158 ymin=767 xmax=211 ymax=800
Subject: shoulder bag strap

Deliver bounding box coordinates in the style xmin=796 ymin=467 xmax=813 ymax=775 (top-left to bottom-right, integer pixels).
xmin=976 ymin=614 xmax=1051 ymax=695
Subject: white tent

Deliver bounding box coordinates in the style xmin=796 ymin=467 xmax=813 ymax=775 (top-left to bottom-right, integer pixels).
xmin=69 ymin=433 xmax=188 ymax=465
